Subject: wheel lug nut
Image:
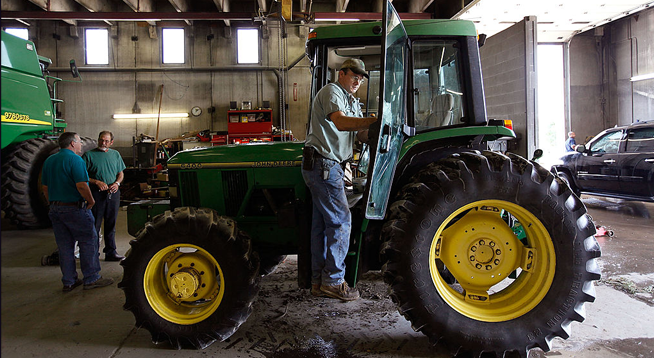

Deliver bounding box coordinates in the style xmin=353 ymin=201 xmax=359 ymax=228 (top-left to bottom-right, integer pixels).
xmin=495 ymin=249 xmax=501 ymax=255
xmin=470 ymin=256 xmax=476 ymax=262
xmin=486 ymin=265 xmax=492 ymax=270
xmin=476 ymin=263 xmax=482 ymax=269
xmin=471 ymin=246 xmax=477 ymax=252
xmin=494 ymin=259 xmax=500 ymax=265
xmin=479 ymin=240 xmax=485 ymax=245
xmin=490 ymin=241 xmax=495 ymax=247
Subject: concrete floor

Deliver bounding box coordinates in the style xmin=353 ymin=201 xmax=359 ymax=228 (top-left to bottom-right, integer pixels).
xmin=2 ymin=195 xmax=653 ymax=358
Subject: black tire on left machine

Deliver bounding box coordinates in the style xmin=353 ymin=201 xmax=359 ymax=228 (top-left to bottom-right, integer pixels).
xmin=1 ymin=136 xmax=97 ymax=229
xmin=119 ymin=207 xmax=260 ymax=349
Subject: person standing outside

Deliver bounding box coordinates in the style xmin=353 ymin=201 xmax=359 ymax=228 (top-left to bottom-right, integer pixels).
xmin=83 ymin=131 xmax=126 ymax=261
xmin=302 ymin=58 xmax=378 ymax=301
xmin=42 ymin=132 xmax=114 ymax=292
xmin=565 ymin=131 xmax=577 ymax=152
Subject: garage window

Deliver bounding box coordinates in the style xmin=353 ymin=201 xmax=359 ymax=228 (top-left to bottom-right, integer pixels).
xmin=5 ymin=28 xmax=28 ymax=40
xmin=237 ymin=28 xmax=259 ymax=64
xmin=85 ymin=29 xmax=109 ymax=65
xmin=163 ymin=28 xmax=185 ymax=64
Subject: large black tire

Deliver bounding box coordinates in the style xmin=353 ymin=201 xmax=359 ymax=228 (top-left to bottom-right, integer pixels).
xmin=557 ymin=171 xmax=581 ymax=197
xmin=381 ymin=151 xmax=601 ymax=358
xmin=1 ymin=138 xmax=59 ymax=228
xmin=119 ymin=207 xmax=260 ymax=349
xmin=1 ymin=136 xmax=97 ymax=229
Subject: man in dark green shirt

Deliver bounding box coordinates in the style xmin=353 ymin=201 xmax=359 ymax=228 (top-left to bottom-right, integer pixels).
xmin=83 ymin=131 xmax=126 ymax=261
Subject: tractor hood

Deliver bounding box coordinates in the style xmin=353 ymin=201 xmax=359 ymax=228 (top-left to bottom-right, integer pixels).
xmin=167 ymin=141 xmax=305 ymax=169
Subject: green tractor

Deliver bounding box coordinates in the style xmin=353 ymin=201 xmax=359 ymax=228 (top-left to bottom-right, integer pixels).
xmin=120 ymin=3 xmax=601 ymax=356
xmin=1 ymin=31 xmax=87 ymax=228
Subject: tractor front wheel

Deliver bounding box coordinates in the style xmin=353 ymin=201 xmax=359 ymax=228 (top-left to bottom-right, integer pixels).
xmin=119 ymin=207 xmax=260 ymax=349
xmin=381 ymin=151 xmax=601 ymax=358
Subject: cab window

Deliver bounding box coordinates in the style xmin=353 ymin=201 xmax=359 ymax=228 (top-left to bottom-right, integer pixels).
xmin=625 ymin=128 xmax=654 ymax=153
xmin=412 ymin=40 xmax=465 ymax=131
xmin=589 ymin=131 xmax=623 ymax=154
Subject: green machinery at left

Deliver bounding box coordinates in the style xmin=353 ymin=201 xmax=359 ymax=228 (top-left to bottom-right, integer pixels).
xmin=1 ymin=31 xmax=84 ymax=228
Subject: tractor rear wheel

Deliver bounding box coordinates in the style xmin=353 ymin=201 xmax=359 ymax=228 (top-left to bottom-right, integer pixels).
xmin=2 ymin=138 xmax=59 ymax=228
xmin=119 ymin=207 xmax=260 ymax=349
xmin=381 ymin=151 xmax=601 ymax=358
xmin=1 ymin=137 xmax=97 ymax=229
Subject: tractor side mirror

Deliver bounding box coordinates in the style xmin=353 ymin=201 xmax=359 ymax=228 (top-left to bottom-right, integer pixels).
xmin=478 ymin=34 xmax=487 ymax=48
xmin=576 ymin=144 xmax=586 ymax=153
xmin=70 ymin=60 xmax=80 ymax=78
xmin=531 ymin=149 xmax=543 ymax=161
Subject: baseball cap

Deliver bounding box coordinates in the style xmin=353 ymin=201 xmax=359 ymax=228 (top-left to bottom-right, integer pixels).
xmin=340 ymin=58 xmax=369 ymax=79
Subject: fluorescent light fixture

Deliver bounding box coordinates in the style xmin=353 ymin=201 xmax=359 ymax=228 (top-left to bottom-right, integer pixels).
xmin=315 ymin=18 xmax=361 ymax=22
xmin=630 ymin=73 xmax=654 ymax=82
xmin=112 ymin=113 xmax=189 ymax=119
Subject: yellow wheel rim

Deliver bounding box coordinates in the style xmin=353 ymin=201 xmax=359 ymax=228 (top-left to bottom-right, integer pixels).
xmin=429 ymin=200 xmax=555 ymax=322
xmin=144 ymin=244 xmax=225 ymax=325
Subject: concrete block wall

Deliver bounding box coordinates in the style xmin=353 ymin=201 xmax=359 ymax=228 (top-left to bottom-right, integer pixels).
xmin=570 ymin=7 xmax=654 ymax=141
xmin=480 ymin=17 xmax=536 ymax=158
xmin=24 ymin=20 xmax=312 ymax=159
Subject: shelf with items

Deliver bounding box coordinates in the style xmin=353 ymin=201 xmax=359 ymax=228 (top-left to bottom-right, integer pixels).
xmin=227 ymin=109 xmax=273 ymax=144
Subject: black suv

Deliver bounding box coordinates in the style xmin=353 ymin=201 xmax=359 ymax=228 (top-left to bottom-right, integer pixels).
xmin=551 ymin=121 xmax=654 ymax=202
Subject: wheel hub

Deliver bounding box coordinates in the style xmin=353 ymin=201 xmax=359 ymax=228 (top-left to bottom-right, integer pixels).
xmin=469 ymin=239 xmax=502 ymax=270
xmin=170 ymin=269 xmax=200 ymax=299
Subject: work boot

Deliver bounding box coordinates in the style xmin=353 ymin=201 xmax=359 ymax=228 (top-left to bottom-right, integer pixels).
xmin=311 ymin=283 xmax=327 ymax=297
xmin=320 ymin=282 xmax=360 ymax=301
xmin=105 ymin=253 xmax=125 ymax=262
xmin=84 ymin=277 xmax=114 ymax=290
xmin=62 ymin=279 xmax=83 ymax=293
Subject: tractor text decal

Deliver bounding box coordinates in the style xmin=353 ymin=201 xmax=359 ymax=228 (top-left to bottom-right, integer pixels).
xmin=171 ymin=161 xmax=302 ymax=169
xmin=1 ymin=112 xmax=51 ymax=126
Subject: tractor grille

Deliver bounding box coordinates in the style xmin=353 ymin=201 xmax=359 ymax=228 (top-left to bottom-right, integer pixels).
xmin=179 ymin=171 xmax=201 ymax=207
xmin=222 ymin=170 xmax=248 ymax=216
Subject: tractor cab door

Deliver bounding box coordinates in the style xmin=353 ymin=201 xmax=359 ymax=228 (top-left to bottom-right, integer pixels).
xmin=364 ymin=0 xmax=409 ymax=219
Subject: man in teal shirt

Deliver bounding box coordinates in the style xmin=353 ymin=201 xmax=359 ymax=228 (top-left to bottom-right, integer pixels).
xmin=83 ymin=131 xmax=126 ymax=261
xmin=42 ymin=132 xmax=114 ymax=292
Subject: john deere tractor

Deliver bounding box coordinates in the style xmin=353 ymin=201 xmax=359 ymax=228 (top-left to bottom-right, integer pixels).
xmin=120 ymin=2 xmax=601 ymax=356
xmin=1 ymin=30 xmax=88 ymax=228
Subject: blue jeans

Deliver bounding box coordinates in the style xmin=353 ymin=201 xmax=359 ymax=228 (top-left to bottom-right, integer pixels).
xmin=49 ymin=205 xmax=101 ymax=286
xmin=302 ymin=157 xmax=351 ymax=286
xmin=91 ymin=188 xmax=120 ymax=256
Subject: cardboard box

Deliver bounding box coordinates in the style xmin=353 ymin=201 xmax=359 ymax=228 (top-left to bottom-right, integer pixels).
xmin=139 ymin=183 xmax=151 ymax=191
xmin=156 ymin=173 xmax=169 ymax=181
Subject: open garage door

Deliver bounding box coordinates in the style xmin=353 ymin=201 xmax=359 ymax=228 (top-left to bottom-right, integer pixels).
xmin=480 ymin=16 xmax=538 ymax=159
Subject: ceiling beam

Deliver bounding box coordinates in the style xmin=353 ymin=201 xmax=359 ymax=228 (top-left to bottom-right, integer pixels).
xmin=409 ymin=0 xmax=433 ymax=13
xmin=122 ymin=0 xmax=155 ymax=25
xmin=1 ymin=11 xmax=254 ymax=21
xmin=257 ymin=0 xmax=267 ymax=13
xmin=122 ymin=0 xmax=153 ymax=12
xmin=27 ymin=0 xmax=78 ymax=25
xmin=336 ymin=0 xmax=350 ymax=13
xmin=74 ymin=0 xmax=114 ymax=25
xmin=168 ymin=0 xmax=192 ymax=25
xmin=212 ymin=0 xmax=230 ymax=26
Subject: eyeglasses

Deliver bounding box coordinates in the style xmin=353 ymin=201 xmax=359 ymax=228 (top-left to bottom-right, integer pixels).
xmin=346 ymin=70 xmax=365 ymax=84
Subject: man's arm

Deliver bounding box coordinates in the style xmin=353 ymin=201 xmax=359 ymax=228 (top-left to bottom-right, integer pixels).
xmin=89 ymin=178 xmax=109 ymax=191
xmin=108 ymin=171 xmax=124 ymax=193
xmin=329 ymin=111 xmax=377 ymax=132
xmin=76 ymin=182 xmax=96 ymax=210
xmin=42 ymin=185 xmax=49 ymax=204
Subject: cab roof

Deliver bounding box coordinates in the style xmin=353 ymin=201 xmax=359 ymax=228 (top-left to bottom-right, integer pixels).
xmin=308 ymin=19 xmax=478 ymax=41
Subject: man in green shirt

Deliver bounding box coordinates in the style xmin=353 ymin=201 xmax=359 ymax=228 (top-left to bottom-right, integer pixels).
xmin=83 ymin=131 xmax=126 ymax=261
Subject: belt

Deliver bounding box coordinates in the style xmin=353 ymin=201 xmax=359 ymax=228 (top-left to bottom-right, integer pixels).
xmin=51 ymin=201 xmax=83 ymax=207
xmin=314 ymin=151 xmax=349 ymax=166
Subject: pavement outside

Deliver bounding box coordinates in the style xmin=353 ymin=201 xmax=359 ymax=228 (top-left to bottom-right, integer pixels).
xmin=1 ymin=195 xmax=653 ymax=358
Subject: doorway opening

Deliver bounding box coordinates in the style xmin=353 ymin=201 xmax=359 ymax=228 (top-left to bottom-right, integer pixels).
xmin=536 ymin=44 xmax=565 ymax=168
